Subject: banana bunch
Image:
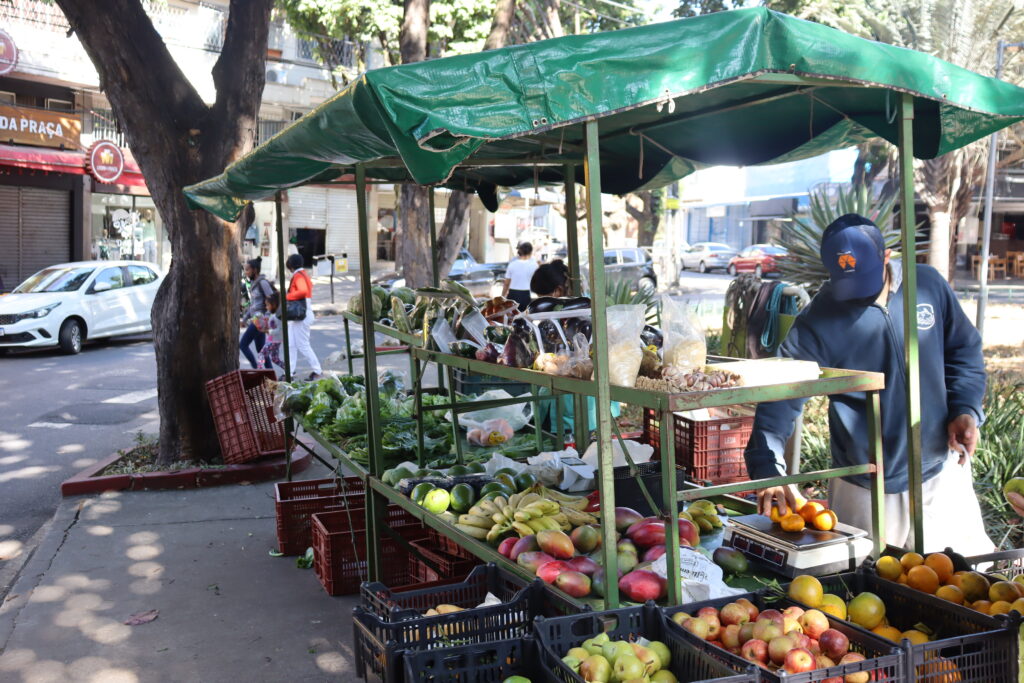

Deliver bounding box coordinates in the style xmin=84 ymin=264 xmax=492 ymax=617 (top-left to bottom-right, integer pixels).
xmin=455 ymin=489 xmax=598 ymax=545
xmin=681 ymin=499 xmax=724 ymax=534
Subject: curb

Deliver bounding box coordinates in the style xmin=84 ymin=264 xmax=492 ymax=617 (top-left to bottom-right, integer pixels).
xmin=60 ymin=449 xmax=312 ymax=497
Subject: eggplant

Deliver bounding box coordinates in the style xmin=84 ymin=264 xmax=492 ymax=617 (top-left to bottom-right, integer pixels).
xmin=511 ymin=317 xmax=534 ymax=337
xmin=449 ymin=341 xmax=479 ymax=358
xmin=561 ymin=296 xmax=591 ymax=311
xmin=641 ymin=325 xmax=664 ymax=349
xmin=537 ymin=319 xmax=564 ymax=352
xmin=475 ymin=343 xmax=500 ymax=363
xmin=485 ymin=325 xmax=511 ymax=344
xmin=497 ymin=332 xmax=535 ymax=368
xmin=526 ymin=297 xmax=560 ymax=313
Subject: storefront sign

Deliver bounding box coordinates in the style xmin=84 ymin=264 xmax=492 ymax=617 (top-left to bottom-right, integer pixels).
xmin=0 ymin=104 xmax=81 ymax=148
xmin=86 ymin=140 xmax=125 ymax=184
xmin=0 ymin=30 xmax=18 ymax=76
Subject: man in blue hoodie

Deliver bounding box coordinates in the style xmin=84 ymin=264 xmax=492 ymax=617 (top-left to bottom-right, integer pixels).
xmin=744 ymin=214 xmax=991 ymax=554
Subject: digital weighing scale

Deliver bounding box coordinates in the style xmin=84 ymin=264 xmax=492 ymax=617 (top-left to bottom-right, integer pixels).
xmin=722 ymin=514 xmax=873 ymax=578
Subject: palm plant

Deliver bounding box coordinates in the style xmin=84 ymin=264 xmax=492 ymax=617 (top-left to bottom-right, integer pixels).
xmin=775 ymin=183 xmax=900 ymax=295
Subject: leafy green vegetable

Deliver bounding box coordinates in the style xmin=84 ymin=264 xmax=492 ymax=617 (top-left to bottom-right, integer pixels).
xmin=296 ymin=547 xmax=314 ymax=569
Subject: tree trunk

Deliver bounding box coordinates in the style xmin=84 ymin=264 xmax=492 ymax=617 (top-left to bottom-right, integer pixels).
xmin=57 ymin=0 xmax=273 ymax=465
xmin=484 ymin=0 xmax=518 ymax=50
xmin=927 ymin=209 xmax=952 ymax=279
xmin=398 ymin=184 xmax=434 ymax=288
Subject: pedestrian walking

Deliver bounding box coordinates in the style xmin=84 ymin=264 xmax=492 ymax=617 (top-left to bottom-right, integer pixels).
xmin=285 ymin=254 xmax=322 ymax=380
xmin=256 ymin=293 xmax=284 ymax=373
xmin=240 ymin=257 xmax=274 ymax=369
xmin=502 ymin=242 xmax=538 ymax=311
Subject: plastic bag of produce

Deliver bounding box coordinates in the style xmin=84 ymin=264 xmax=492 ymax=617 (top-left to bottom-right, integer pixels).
xmin=562 ymin=333 xmax=593 ymax=379
xmin=661 ymin=295 xmax=706 ymax=373
xmin=453 ymin=390 xmax=532 ymax=431
xmin=650 ymin=548 xmax=745 ymax=602
xmin=581 ymin=438 xmax=654 ymax=468
xmin=606 ymin=304 xmax=646 ymax=387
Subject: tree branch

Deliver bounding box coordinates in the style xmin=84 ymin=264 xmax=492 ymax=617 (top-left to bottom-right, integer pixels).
xmin=55 ymin=0 xmax=208 ymax=152
xmin=211 ymin=0 xmax=274 ymax=140
xmin=483 ymin=0 xmax=518 ymax=50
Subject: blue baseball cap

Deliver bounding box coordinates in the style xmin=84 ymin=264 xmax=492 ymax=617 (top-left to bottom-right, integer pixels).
xmin=820 ymin=213 xmax=886 ymax=301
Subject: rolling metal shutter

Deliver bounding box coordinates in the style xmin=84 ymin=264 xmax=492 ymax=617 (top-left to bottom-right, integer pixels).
xmin=287 ymin=187 xmax=327 ymax=230
xmin=326 ymin=188 xmax=359 ymax=270
xmin=0 ymin=186 xmax=71 ymax=290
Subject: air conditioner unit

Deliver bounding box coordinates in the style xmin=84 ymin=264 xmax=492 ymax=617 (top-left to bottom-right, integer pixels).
xmin=266 ymin=68 xmax=286 ymax=84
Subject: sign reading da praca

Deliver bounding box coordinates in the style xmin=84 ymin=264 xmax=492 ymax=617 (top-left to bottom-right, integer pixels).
xmin=0 ymin=104 xmax=82 ymax=149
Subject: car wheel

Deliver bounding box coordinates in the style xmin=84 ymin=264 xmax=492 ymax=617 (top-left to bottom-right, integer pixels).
xmin=638 ymin=277 xmax=656 ymax=292
xmin=755 ymin=264 xmax=763 ymax=278
xmin=698 ymin=261 xmax=707 ymax=274
xmin=59 ymin=318 xmax=84 ymax=354
xmin=727 ymin=264 xmax=737 ymax=276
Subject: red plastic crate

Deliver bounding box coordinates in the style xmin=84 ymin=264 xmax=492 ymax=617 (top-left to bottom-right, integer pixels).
xmin=312 ymin=512 xmax=427 ymax=596
xmin=407 ymin=541 xmax=479 ymax=583
xmin=425 ymin=527 xmax=475 ymax=560
xmin=643 ymin=405 xmax=754 ymax=484
xmin=274 ymin=477 xmax=364 ymax=555
xmin=205 ymin=369 xmax=285 ymax=464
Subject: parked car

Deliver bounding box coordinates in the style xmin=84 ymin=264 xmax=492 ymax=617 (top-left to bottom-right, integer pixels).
xmin=582 ymin=247 xmax=657 ymax=291
xmin=680 ymin=242 xmax=738 ymax=273
xmin=728 ymin=244 xmax=788 ymax=277
xmin=382 ymin=248 xmax=496 ymax=297
xmin=0 ymin=260 xmax=163 ymax=354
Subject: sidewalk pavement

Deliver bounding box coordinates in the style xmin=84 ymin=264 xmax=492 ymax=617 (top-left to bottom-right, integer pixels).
xmin=309 ymin=262 xmax=397 ymax=317
xmin=0 ymin=458 xmax=360 ymax=683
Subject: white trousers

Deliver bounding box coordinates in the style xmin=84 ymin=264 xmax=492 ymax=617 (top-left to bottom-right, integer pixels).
xmin=287 ymin=301 xmax=322 ymax=375
xmin=828 ymin=450 xmax=994 ymax=557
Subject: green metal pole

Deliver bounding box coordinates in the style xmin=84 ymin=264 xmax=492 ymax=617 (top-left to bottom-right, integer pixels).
xmin=274 ymin=192 xmax=294 ymax=480
xmin=356 ymin=165 xmax=384 ymax=580
xmin=412 ymin=357 xmax=425 ymax=467
xmin=428 ymin=188 xmax=444 ymax=393
xmin=344 ymin=316 xmax=354 ymax=375
xmin=867 ymin=390 xmax=885 ymax=556
xmin=563 ymin=163 xmax=589 ymax=452
xmin=447 ymin=366 xmax=464 ymax=465
xmin=898 ymin=93 xmax=924 ymax=553
xmin=532 ymin=385 xmax=543 ymax=453
xmin=660 ymin=409 xmax=681 ymax=604
xmin=554 ymin=393 xmax=565 ymax=450
xmin=584 ymin=121 xmax=619 ymax=608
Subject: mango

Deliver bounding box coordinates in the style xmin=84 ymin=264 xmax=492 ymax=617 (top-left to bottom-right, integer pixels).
xmin=713 ymin=547 xmax=749 ymax=575
xmin=517 ymin=551 xmax=555 ymax=574
xmin=537 ymin=529 xmax=575 ymax=560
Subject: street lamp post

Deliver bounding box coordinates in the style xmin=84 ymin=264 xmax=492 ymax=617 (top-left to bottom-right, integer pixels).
xmin=978 ymin=40 xmax=1024 ymax=338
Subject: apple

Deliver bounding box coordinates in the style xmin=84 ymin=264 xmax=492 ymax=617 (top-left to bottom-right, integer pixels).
xmin=783 ymin=616 xmax=803 ymax=635
xmin=816 ymin=654 xmax=836 ymax=669
xmin=784 ymin=647 xmax=816 ymax=674
xmin=752 ymin=619 xmax=783 ymax=642
xmin=839 ymin=652 xmax=868 ymax=683
xmin=799 ymin=609 xmax=831 ymax=639
xmin=822 ymin=679 xmax=844 ymax=683
xmin=579 ymin=654 xmax=612 ymax=683
xmin=721 ymin=624 xmax=742 ymax=649
xmin=670 ymin=611 xmax=691 ymax=627
xmin=736 ymin=597 xmax=759 ymax=622
xmin=819 ymin=629 xmax=850 ymax=660
xmin=788 ymin=631 xmax=812 ymax=650
xmin=768 ymin=635 xmax=795 ymax=666
xmin=808 ymin=638 xmax=820 ymax=655
xmin=740 ymin=638 xmax=769 ymax=664
xmin=697 ymin=607 xmax=722 ymax=640
xmin=783 ymin=605 xmax=806 ymax=621
xmin=682 ymin=617 xmax=710 ymax=640
xmin=758 ymin=609 xmax=784 ymax=626
xmin=720 ymin=602 xmax=751 ymax=626
xmin=738 ymin=622 xmax=755 ymax=645
xmin=613 ymin=654 xmax=646 ymax=682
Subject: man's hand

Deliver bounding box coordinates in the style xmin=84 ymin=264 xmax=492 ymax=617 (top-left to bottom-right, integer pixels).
xmin=757 ymin=485 xmax=800 ymax=517
xmin=947 ymin=413 xmax=979 ymax=465
xmin=1006 ymin=491 xmax=1024 ymax=518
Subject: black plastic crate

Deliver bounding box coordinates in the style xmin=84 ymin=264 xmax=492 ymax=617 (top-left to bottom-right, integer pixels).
xmin=964 ymin=547 xmax=1024 ymax=580
xmin=613 ymin=461 xmax=689 ymax=517
xmin=360 ymin=563 xmax=535 ymax=621
xmin=662 ymin=591 xmax=903 ymax=682
xmin=352 ymin=575 xmax=539 ymax=683
xmin=532 ymin=604 xmax=758 ymax=683
xmin=402 ymin=635 xmax=542 ymax=683
xmin=452 ymin=367 xmax=530 ymax=396
xmin=788 ymin=570 xmax=1018 ymax=683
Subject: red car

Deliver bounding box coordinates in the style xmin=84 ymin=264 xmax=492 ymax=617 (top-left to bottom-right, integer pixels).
xmin=727 ymin=244 xmax=788 ymax=277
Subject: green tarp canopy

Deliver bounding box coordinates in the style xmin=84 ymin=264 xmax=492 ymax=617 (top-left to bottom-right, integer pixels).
xmin=185 ymin=7 xmax=1024 ymax=221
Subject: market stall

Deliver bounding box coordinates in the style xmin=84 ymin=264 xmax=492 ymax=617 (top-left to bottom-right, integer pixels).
xmin=187 ymin=8 xmax=1024 ymax=681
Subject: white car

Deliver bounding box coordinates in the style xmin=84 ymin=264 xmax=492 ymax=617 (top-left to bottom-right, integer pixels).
xmin=0 ymin=260 xmax=163 ymax=354
xmin=680 ymin=242 xmax=739 ymax=273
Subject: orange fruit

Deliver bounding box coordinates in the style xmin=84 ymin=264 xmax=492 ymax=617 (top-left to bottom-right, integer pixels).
xmin=925 ymin=553 xmax=955 ymax=584
xmin=799 ymin=502 xmax=826 ymax=524
xmin=917 ymin=657 xmax=962 ymax=683
xmin=872 ymin=625 xmax=902 ymax=641
xmin=990 ymin=600 xmax=1014 ymax=615
xmin=972 ymin=600 xmax=992 ymax=614
xmin=989 ymin=581 xmax=1020 ymax=603
xmin=875 ymin=556 xmax=903 ymax=581
xmin=897 ymin=572 xmax=908 ymax=585
xmin=780 ymin=513 xmax=806 ymax=533
xmin=958 ymin=572 xmax=991 ymax=602
xmin=900 ymin=552 xmax=925 ymax=571
xmin=768 ymin=503 xmax=785 ymax=523
xmin=907 ymin=565 xmax=940 ymax=594
xmin=1010 ymin=598 xmax=1024 ymax=615
xmin=788 ymin=575 xmax=824 ymax=608
xmin=935 ymin=585 xmax=964 ymax=605
xmin=848 ymin=592 xmax=886 ymax=629
xmin=902 ymin=629 xmax=930 ymax=645
xmin=819 ymin=593 xmax=847 ymax=619
xmin=812 ymin=509 xmax=838 ymax=531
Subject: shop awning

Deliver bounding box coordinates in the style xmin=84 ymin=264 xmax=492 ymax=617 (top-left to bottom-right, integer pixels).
xmin=184 ymin=7 xmax=1024 ymax=221
xmin=0 ymin=143 xmax=148 ymax=188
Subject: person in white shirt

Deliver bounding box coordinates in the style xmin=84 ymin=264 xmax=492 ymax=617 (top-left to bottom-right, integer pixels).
xmin=502 ymin=242 xmax=538 ymax=310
